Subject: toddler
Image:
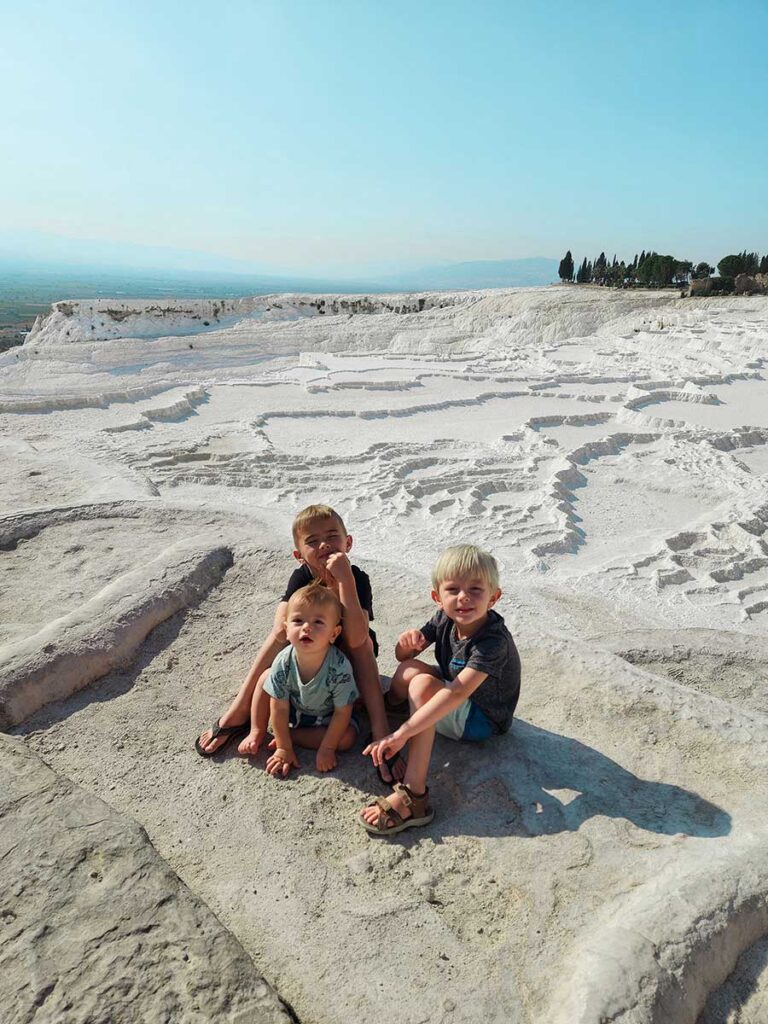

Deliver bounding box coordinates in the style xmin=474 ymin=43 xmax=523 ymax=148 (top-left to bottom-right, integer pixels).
xmin=265 ymin=582 xmax=358 ymax=776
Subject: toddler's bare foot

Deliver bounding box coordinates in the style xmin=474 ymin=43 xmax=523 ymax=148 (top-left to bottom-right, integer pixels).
xmin=238 ymin=728 xmax=266 ymax=756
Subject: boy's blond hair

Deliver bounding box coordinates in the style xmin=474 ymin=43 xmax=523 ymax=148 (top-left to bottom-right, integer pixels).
xmin=431 ymin=545 xmax=500 ymax=591
xmin=292 ymin=504 xmax=347 ymax=545
xmin=287 ymin=580 xmax=343 ymax=624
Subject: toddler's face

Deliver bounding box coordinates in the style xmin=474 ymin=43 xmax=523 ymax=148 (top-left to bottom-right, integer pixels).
xmin=432 ymin=575 xmax=500 ymax=634
xmin=294 ymin=517 xmax=352 ymax=574
xmin=285 ymin=600 xmax=341 ymax=652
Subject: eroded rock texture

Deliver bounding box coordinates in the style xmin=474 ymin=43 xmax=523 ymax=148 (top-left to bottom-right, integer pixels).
xmin=0 ymin=734 xmax=290 ymax=1024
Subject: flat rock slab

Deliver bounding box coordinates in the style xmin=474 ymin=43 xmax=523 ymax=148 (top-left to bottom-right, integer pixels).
xmin=592 ymin=628 xmax=768 ymax=715
xmin=0 ymin=733 xmax=291 ymax=1024
xmin=0 ymin=528 xmax=233 ymax=729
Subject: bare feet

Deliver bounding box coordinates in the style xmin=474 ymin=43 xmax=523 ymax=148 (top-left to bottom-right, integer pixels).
xmin=237 ymin=727 xmax=267 ymax=756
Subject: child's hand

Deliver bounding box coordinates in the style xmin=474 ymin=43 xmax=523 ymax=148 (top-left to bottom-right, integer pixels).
xmin=265 ymin=747 xmax=300 ymax=778
xmin=398 ymin=629 xmax=427 ymax=653
xmin=325 ymin=551 xmax=353 ymax=583
xmin=363 ymin=731 xmax=406 ymax=769
xmin=316 ymin=745 xmax=338 ymax=772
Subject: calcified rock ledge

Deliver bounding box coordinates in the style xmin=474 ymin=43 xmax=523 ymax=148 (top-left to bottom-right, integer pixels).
xmin=0 ymin=733 xmax=291 ymax=1024
xmin=2 ymin=285 xmax=768 ymax=1022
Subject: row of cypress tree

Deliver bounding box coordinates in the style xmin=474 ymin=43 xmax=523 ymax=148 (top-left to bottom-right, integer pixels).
xmin=557 ymin=250 xmax=768 ymax=288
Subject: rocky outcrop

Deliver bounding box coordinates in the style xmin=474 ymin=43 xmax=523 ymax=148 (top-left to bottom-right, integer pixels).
xmin=25 ymin=293 xmax=458 ymax=347
xmin=0 ymin=734 xmax=291 ymax=1024
xmin=0 ymin=536 xmax=233 ymax=729
xmin=689 ymin=277 xmax=735 ymax=296
xmin=734 ymin=273 xmax=768 ymax=295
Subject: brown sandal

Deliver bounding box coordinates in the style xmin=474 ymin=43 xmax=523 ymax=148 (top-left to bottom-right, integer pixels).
xmin=361 ymin=783 xmax=434 ymax=836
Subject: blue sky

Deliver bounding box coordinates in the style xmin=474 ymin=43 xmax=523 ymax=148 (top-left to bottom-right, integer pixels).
xmin=1 ymin=0 xmax=766 ymax=275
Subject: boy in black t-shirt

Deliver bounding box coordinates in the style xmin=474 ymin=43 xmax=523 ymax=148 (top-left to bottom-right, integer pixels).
xmin=361 ymin=545 xmax=521 ymax=835
xmin=195 ymin=504 xmax=399 ymax=779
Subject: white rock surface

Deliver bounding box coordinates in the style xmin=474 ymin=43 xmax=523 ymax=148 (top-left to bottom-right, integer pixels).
xmin=0 ymin=525 xmax=232 ymax=728
xmin=2 ymin=285 xmax=768 ymax=1022
xmin=0 ymin=732 xmax=290 ymax=1024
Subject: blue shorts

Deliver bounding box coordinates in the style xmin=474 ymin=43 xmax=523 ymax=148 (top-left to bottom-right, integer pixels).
xmin=288 ymin=704 xmax=361 ymax=734
xmin=435 ymin=699 xmax=494 ymax=742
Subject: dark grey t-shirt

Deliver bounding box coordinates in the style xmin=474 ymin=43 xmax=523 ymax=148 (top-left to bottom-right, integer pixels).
xmin=420 ymin=609 xmax=521 ymax=734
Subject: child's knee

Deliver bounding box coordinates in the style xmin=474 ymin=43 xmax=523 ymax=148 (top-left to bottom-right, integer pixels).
xmin=409 ymin=673 xmax=443 ymax=707
xmin=337 ymin=727 xmax=357 ymax=751
xmin=393 ymin=658 xmax=427 ymax=682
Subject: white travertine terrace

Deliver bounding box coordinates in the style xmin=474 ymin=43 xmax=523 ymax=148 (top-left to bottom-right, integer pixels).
xmin=2 ymin=285 xmax=768 ymax=1023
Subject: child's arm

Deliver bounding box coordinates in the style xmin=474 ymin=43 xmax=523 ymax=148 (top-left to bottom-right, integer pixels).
xmin=324 ymin=552 xmax=368 ymax=648
xmin=395 ymin=628 xmax=431 ymax=662
xmin=315 ymin=703 xmax=354 ymax=772
xmin=265 ymin=698 xmax=300 ymax=777
xmin=367 ymin=667 xmax=489 ymax=762
xmin=241 ymin=601 xmax=290 ymax=687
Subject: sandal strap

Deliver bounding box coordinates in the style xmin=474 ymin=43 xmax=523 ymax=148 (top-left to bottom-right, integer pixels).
xmin=392 ymin=783 xmax=413 ymax=808
xmin=371 ymin=796 xmax=404 ymax=830
xmin=210 ymin=720 xmax=246 ymax=739
xmin=393 ymin=783 xmax=430 ymax=816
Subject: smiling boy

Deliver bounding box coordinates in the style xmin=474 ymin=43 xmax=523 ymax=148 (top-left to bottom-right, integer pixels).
xmin=195 ymin=504 xmax=398 ymax=778
xmin=361 ymin=545 xmax=521 ymax=835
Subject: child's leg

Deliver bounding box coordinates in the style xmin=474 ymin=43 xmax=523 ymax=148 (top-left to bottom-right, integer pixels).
xmin=388 ymin=658 xmax=442 ymax=704
xmin=237 ymin=670 xmax=272 ymax=755
xmin=361 ymin=672 xmax=444 ymax=828
xmin=197 ymin=621 xmax=287 ymax=754
xmin=290 ymin=723 xmax=357 ymax=752
xmin=344 ymin=639 xmax=390 ymax=740
xmin=197 ymin=667 xmax=268 ymax=754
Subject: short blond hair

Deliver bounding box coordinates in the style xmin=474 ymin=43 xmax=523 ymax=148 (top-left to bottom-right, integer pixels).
xmin=287 ymin=580 xmax=343 ymax=623
xmin=291 ymin=504 xmax=347 ymax=545
xmin=431 ymin=545 xmax=500 ymax=591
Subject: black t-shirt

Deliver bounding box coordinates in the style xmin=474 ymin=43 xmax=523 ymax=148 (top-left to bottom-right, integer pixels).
xmin=420 ymin=608 xmax=521 ymax=734
xmin=281 ymin=563 xmax=377 ymax=655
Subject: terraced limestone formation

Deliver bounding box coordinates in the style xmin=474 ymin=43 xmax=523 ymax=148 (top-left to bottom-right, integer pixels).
xmin=1 ymin=286 xmax=768 ymax=1022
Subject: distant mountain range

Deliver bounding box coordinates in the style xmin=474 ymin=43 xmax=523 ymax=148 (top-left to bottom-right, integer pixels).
xmin=0 ymin=230 xmax=559 ymax=298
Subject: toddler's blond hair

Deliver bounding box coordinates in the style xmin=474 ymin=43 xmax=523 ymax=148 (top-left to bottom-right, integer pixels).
xmin=287 ymin=580 xmax=343 ymax=624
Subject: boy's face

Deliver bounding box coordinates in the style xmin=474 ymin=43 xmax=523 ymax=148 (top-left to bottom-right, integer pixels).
xmin=285 ymin=600 xmax=341 ymax=652
xmin=294 ymin=517 xmax=352 ymax=575
xmin=432 ymin=575 xmax=501 ymax=636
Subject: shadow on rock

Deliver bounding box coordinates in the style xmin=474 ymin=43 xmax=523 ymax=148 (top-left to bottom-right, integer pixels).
xmin=698 ymin=934 xmax=768 ymax=1023
xmin=426 ymin=719 xmax=731 ymax=841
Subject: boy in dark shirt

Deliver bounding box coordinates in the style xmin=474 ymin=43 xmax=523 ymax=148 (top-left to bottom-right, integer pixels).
xmin=195 ymin=504 xmax=397 ymax=777
xmin=361 ymin=545 xmax=521 ymax=835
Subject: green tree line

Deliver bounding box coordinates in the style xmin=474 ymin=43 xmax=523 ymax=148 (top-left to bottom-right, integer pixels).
xmin=557 ymin=249 xmax=768 ymax=288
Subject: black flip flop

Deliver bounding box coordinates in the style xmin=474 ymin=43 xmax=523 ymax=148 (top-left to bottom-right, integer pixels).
xmin=363 ymin=732 xmax=408 ymax=786
xmin=377 ymin=751 xmax=407 ymax=786
xmin=194 ymin=720 xmax=249 ymax=758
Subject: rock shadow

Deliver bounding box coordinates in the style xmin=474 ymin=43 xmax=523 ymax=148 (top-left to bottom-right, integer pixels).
xmin=698 ymin=934 xmax=768 ymax=1023
xmin=423 ymin=719 xmax=731 ymax=841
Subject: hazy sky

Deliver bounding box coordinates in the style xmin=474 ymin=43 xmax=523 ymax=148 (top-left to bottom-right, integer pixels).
xmin=2 ymin=0 xmax=766 ymax=274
